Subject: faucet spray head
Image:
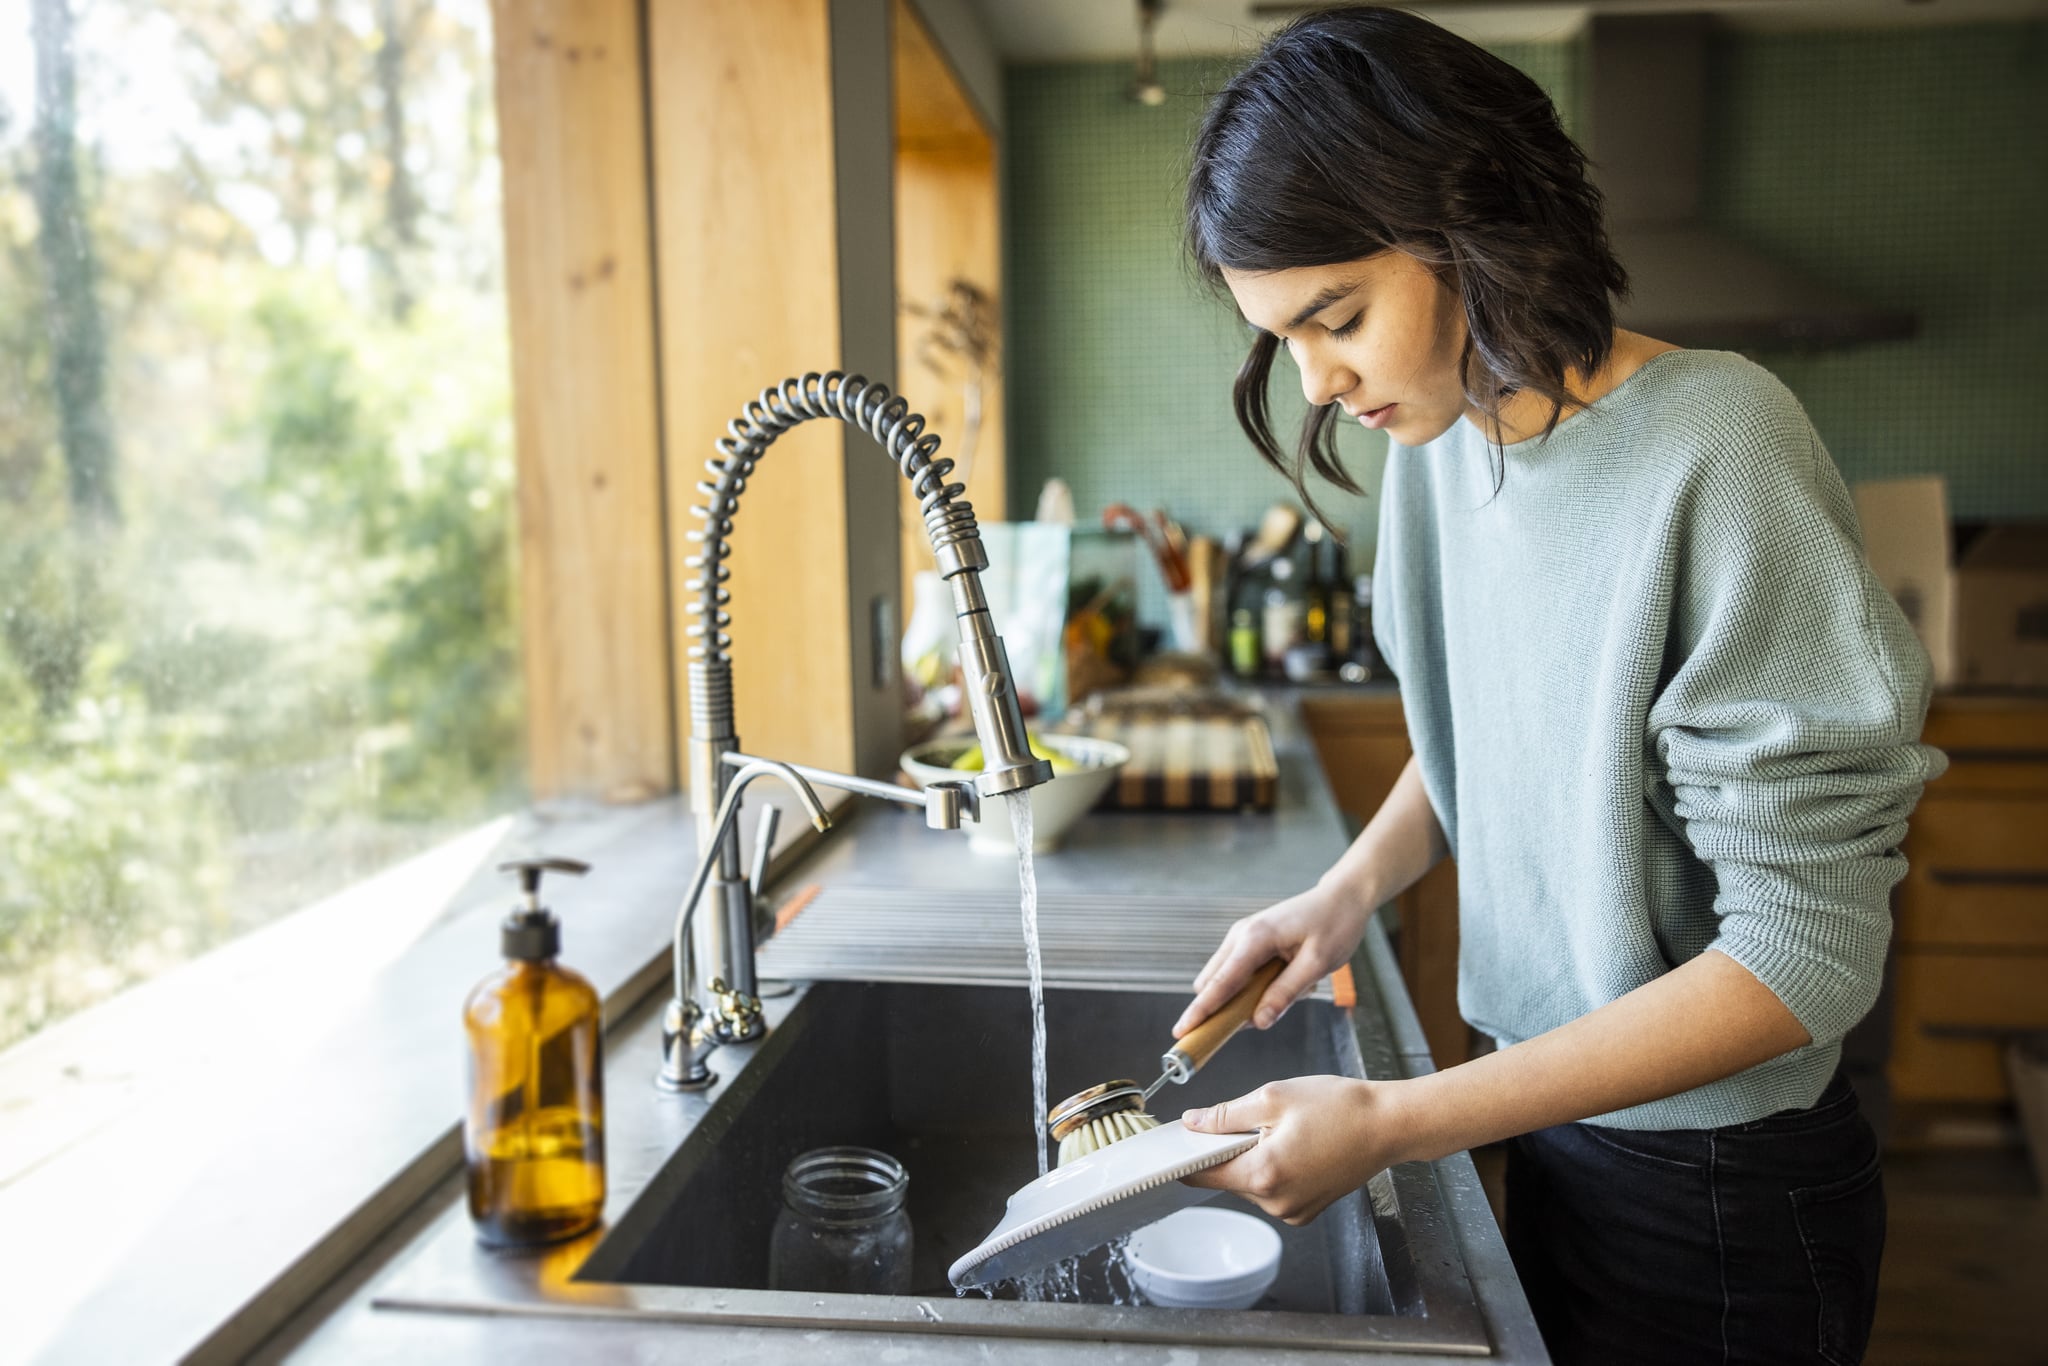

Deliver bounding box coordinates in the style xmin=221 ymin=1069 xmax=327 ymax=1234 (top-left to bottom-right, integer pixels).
xmin=961 ymin=663 xmax=1054 ymax=798
xmin=948 ymin=576 xmax=1056 ymax=798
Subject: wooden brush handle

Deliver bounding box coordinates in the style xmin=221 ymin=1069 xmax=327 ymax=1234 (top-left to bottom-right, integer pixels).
xmin=1168 ymin=958 xmax=1286 ymax=1076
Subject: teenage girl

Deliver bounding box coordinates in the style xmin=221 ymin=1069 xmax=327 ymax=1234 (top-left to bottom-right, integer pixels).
xmin=1168 ymin=9 xmax=1943 ymax=1363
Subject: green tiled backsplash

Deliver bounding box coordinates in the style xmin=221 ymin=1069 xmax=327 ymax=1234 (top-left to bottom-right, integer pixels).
xmin=1003 ymin=25 xmax=2046 ymax=622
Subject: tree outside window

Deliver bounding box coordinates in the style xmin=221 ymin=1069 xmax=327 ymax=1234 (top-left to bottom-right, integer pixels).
xmin=0 ymin=0 xmax=522 ymax=1051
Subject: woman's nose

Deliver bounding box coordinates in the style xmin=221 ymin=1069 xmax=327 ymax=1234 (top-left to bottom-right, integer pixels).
xmin=1297 ymin=343 xmax=1357 ymax=410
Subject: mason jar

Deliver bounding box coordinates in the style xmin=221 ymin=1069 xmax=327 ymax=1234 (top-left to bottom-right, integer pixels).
xmin=767 ymin=1146 xmax=913 ymax=1295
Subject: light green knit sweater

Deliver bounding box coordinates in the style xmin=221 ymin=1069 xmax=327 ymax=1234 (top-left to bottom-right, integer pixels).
xmin=1373 ymin=349 xmax=1946 ymax=1130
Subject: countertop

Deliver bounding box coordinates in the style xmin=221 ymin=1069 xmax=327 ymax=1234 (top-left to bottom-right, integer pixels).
xmin=254 ymin=688 xmax=1548 ymax=1365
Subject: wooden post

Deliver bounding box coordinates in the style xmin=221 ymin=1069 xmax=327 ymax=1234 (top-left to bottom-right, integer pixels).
xmin=492 ymin=0 xmax=673 ymax=801
xmin=649 ymin=0 xmax=907 ymax=780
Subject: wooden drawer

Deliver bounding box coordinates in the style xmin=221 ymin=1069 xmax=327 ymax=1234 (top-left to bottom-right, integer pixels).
xmin=1894 ymin=950 xmax=2048 ymax=1033
xmin=1300 ymin=691 xmax=1405 ymax=738
xmin=1301 ymin=693 xmax=1409 ymax=827
xmin=1310 ymin=732 xmax=1412 ymax=827
xmin=1898 ymin=795 xmax=2048 ymax=949
xmin=1890 ymin=949 xmax=2048 ymax=1103
xmin=1890 ymin=1027 xmax=2012 ymax=1103
xmin=1920 ymin=695 xmax=2048 ymax=795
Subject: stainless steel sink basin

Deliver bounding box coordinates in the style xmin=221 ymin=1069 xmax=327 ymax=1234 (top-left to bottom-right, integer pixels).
xmin=376 ymin=967 xmax=1494 ymax=1354
xmin=578 ymin=980 xmax=1391 ymax=1313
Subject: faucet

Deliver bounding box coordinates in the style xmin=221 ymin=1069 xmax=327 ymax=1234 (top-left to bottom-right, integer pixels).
xmin=658 ymin=372 xmax=1054 ymax=1091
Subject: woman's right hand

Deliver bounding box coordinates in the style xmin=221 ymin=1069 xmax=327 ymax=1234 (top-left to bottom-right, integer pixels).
xmin=1171 ymin=881 xmax=1374 ymax=1039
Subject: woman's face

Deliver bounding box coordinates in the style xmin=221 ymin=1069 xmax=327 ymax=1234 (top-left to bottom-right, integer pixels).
xmin=1222 ymin=252 xmax=1471 ymax=447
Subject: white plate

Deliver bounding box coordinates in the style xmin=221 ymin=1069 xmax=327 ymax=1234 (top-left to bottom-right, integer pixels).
xmin=947 ymin=1120 xmax=1259 ymax=1288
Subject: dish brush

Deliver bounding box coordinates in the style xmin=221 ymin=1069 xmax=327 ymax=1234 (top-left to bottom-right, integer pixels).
xmin=1046 ymin=958 xmax=1284 ymax=1166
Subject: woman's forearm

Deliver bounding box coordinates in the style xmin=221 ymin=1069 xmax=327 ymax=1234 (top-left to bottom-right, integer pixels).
xmin=1386 ymin=949 xmax=1813 ymax=1164
xmin=1174 ymin=756 xmax=1454 ymax=1038
xmin=1319 ymin=754 xmax=1448 ymax=915
xmin=1183 ymin=950 xmax=1816 ymax=1226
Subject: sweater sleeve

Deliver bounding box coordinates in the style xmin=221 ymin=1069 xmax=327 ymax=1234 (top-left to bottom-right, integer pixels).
xmin=1645 ymin=408 xmax=1946 ymax=1049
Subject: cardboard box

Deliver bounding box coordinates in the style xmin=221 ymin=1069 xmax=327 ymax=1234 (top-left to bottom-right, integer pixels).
xmin=1854 ymin=477 xmax=1955 ymax=687
xmin=1953 ymin=524 xmax=2048 ymax=690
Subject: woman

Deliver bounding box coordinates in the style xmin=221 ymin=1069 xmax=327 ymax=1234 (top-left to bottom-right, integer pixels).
xmin=1168 ymin=9 xmax=1942 ymax=1364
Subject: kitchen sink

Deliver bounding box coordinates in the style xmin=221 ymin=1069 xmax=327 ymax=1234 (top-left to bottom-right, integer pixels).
xmin=578 ymin=980 xmax=1392 ymax=1312
xmin=376 ymin=970 xmax=1494 ymax=1354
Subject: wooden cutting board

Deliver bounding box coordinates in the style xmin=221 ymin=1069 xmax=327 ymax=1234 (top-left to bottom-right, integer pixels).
xmin=1056 ymin=695 xmax=1278 ymax=811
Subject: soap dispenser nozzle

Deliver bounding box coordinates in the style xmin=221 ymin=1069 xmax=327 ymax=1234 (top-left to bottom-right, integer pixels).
xmin=501 ymin=856 xmax=590 ymax=902
xmin=496 ymin=857 xmax=589 ymax=960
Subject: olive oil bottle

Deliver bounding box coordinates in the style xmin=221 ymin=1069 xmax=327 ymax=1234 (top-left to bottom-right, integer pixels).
xmin=463 ymin=857 xmax=605 ymax=1247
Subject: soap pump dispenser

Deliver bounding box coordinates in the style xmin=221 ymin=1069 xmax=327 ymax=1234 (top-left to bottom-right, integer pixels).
xmin=463 ymin=856 xmax=605 ymax=1247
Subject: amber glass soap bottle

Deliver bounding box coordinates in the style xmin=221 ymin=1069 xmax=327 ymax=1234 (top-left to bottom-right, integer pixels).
xmin=463 ymin=857 xmax=605 ymax=1247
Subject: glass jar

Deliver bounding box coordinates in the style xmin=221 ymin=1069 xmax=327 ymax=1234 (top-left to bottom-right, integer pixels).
xmin=767 ymin=1146 xmax=913 ymax=1295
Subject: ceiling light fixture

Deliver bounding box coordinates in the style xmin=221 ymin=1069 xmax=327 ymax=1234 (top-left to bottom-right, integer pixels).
xmin=1129 ymin=0 xmax=1168 ymax=106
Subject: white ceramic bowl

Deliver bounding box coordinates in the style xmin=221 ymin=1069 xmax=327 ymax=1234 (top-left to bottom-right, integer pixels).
xmin=1126 ymin=1206 xmax=1284 ymax=1311
xmin=899 ymin=733 xmax=1129 ymax=855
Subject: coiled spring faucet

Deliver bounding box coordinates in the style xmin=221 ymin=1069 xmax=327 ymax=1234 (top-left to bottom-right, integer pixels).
xmin=658 ymin=372 xmax=1054 ymax=1091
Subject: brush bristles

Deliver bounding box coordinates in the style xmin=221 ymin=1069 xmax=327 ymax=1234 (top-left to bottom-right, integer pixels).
xmin=1056 ymin=1109 xmax=1161 ymax=1166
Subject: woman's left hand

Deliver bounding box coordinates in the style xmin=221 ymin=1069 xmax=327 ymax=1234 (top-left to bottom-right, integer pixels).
xmin=1178 ymin=1076 xmax=1415 ymax=1225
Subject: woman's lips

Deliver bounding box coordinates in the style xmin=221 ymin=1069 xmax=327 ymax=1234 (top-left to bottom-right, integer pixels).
xmin=1358 ymin=403 xmax=1398 ymax=430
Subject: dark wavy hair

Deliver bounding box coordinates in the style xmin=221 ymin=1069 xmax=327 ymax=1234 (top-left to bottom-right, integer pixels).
xmin=1185 ymin=5 xmax=1628 ymax=508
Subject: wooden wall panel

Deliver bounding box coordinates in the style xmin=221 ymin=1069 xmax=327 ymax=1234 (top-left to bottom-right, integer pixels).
xmin=649 ymin=0 xmax=856 ymax=775
xmin=492 ymin=0 xmax=672 ymax=801
xmin=894 ymin=0 xmax=1004 ymax=617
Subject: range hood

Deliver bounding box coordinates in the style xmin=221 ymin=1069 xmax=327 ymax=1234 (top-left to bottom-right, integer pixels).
xmin=1586 ymin=14 xmax=1916 ymax=349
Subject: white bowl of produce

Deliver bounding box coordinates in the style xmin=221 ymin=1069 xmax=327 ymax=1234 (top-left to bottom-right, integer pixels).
xmin=1126 ymin=1207 xmax=1284 ymax=1310
xmin=899 ymin=732 xmax=1129 ymax=855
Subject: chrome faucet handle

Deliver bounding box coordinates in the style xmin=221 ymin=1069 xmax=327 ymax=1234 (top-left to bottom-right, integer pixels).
xmin=922 ymin=779 xmax=979 ymax=830
xmin=709 ymin=976 xmax=763 ymax=1039
xmin=660 ymin=995 xmax=714 ymax=1091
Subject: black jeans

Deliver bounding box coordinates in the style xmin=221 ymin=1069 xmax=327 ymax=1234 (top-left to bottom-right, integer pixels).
xmin=1505 ymin=1071 xmax=1885 ymax=1366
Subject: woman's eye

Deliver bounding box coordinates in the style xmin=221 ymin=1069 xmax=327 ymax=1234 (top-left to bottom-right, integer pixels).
xmin=1327 ymin=313 xmax=1363 ymax=341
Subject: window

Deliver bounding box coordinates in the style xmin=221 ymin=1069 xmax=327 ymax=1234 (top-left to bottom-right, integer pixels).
xmin=0 ymin=0 xmax=519 ymax=1054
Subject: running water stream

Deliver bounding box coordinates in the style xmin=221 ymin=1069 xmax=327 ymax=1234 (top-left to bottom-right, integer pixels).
xmin=1001 ymin=791 xmax=1049 ymax=1179
xmin=985 ymin=789 xmax=1148 ymax=1304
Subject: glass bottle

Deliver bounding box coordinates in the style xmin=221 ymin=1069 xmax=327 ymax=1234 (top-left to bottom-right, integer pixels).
xmin=1302 ymin=520 xmax=1329 ymax=645
xmin=1261 ymin=557 xmax=1304 ymax=673
xmin=1351 ymin=573 xmax=1384 ymax=675
xmin=768 ymin=1147 xmax=914 ymax=1295
xmin=1228 ymin=607 xmax=1261 ymax=678
xmin=1326 ymin=534 xmax=1354 ymax=659
xmin=464 ymin=858 xmax=606 ymax=1248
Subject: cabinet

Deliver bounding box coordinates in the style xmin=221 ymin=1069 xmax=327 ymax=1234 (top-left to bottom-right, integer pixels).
xmin=1888 ymin=695 xmax=2048 ymax=1105
xmin=1301 ymin=693 xmax=1468 ymax=1069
